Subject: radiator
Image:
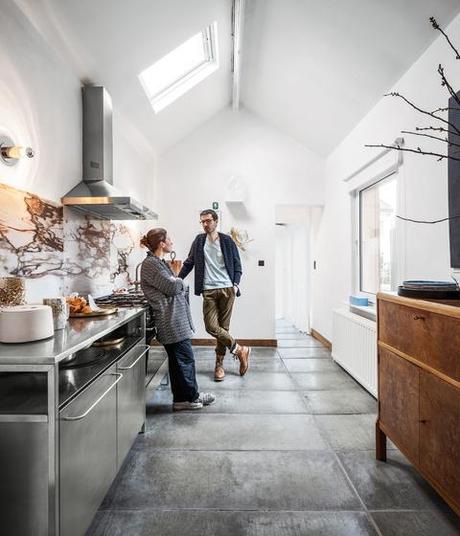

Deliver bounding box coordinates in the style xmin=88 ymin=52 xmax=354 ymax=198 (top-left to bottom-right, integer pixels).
xmin=332 ymin=308 xmax=377 ymax=396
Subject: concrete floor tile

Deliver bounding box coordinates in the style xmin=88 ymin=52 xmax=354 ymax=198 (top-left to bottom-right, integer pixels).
xmin=314 ymin=414 xmax=397 ymax=451
xmin=278 ymin=339 xmax=324 ymax=348
xmin=304 ymin=389 xmax=377 ymax=415
xmin=338 ymin=450 xmax=452 ymax=512
xmin=88 ymin=510 xmax=379 ymax=536
xmin=104 ymin=450 xmax=362 ymax=511
xmin=282 ymin=358 xmax=340 ymax=372
xmin=278 ymin=347 xmax=331 ymax=358
xmin=147 ymin=388 xmax=309 ymax=415
xmin=195 ymin=371 xmax=298 ymax=391
xmin=371 ymin=510 xmax=460 ymax=536
xmin=192 ymin=347 xmax=281 ymax=359
xmin=291 ymin=371 xmax=357 ymax=391
xmin=195 ymin=356 xmax=286 ymax=373
xmin=145 ymin=413 xmax=328 ymax=450
xmin=276 ymin=333 xmax=314 ymax=340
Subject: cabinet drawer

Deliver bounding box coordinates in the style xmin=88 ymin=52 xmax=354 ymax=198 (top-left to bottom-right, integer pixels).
xmin=379 ymin=300 xmax=460 ymax=382
xmin=420 ymin=370 xmax=460 ymax=503
xmin=379 ymin=347 xmax=420 ymax=462
xmin=117 ymin=345 xmax=147 ymax=469
xmin=60 ymin=367 xmax=120 ymax=536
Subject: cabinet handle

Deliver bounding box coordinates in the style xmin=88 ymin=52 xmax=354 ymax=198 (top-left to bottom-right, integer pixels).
xmin=62 ymin=373 xmax=123 ymax=421
xmin=412 ymin=314 xmax=425 ymax=321
xmin=118 ymin=345 xmax=150 ymax=370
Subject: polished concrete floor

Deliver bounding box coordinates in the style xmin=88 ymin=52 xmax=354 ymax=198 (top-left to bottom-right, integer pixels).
xmin=87 ymin=320 xmax=460 ymax=535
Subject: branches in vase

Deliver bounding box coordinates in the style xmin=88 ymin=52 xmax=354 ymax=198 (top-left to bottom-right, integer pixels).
xmin=366 ymin=17 xmax=460 ymax=162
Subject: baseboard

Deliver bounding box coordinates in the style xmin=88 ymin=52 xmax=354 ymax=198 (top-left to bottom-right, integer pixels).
xmin=310 ymin=328 xmax=332 ymax=350
xmin=151 ymin=338 xmax=277 ymax=347
xmin=192 ymin=338 xmax=278 ymax=347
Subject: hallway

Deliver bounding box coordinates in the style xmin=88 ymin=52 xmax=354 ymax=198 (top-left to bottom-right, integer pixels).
xmin=87 ymin=323 xmax=460 ymax=535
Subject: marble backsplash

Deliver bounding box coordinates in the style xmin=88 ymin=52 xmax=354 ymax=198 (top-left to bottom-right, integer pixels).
xmin=0 ymin=183 xmax=152 ymax=302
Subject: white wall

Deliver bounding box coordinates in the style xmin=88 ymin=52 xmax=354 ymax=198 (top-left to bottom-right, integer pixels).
xmin=313 ymin=13 xmax=460 ymax=341
xmin=0 ymin=1 xmax=156 ymax=209
xmin=158 ymin=108 xmax=325 ymax=340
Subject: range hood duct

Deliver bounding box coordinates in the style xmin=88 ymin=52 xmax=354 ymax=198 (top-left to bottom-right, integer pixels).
xmin=62 ymin=86 xmax=158 ymax=220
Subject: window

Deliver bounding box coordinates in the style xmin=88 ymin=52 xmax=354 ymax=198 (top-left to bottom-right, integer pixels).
xmin=139 ymin=22 xmax=219 ymax=113
xmin=359 ymin=174 xmax=397 ymax=294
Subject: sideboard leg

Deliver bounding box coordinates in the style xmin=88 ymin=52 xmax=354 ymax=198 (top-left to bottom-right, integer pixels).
xmin=376 ymin=420 xmax=387 ymax=462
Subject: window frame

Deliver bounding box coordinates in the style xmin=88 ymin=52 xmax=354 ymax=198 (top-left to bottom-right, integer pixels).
xmin=358 ymin=173 xmax=397 ymax=296
xmin=139 ymin=22 xmax=219 ymax=113
xmin=352 ymin=168 xmax=404 ymax=301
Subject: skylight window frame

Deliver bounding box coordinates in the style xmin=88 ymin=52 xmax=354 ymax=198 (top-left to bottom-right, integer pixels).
xmin=139 ymin=22 xmax=219 ymax=114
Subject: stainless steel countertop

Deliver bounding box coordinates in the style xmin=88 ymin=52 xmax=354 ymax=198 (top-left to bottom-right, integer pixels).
xmin=0 ymin=308 xmax=145 ymax=365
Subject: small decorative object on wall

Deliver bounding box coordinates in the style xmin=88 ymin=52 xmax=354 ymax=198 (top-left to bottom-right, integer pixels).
xmin=226 ymin=175 xmax=247 ymax=204
xmin=229 ymin=227 xmax=254 ymax=251
xmin=0 ymin=134 xmax=34 ymax=166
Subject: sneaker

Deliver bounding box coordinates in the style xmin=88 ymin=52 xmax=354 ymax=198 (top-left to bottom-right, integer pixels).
xmin=172 ymin=400 xmax=203 ymax=411
xmin=197 ymin=392 xmax=216 ymax=406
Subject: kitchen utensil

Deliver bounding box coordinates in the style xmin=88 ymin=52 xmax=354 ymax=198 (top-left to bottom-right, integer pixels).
xmin=0 ymin=305 xmax=54 ymax=343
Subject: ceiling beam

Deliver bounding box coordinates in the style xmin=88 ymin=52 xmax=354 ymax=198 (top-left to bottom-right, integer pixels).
xmin=232 ymin=0 xmax=244 ymax=110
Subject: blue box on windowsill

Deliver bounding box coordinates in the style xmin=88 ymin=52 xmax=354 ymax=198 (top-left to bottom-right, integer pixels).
xmin=349 ymin=295 xmax=369 ymax=307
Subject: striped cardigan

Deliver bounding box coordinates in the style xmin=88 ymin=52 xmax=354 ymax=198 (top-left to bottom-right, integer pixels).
xmin=140 ymin=252 xmax=194 ymax=345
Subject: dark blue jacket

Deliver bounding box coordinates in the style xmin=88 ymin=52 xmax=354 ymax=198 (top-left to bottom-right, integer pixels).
xmin=178 ymin=233 xmax=242 ymax=296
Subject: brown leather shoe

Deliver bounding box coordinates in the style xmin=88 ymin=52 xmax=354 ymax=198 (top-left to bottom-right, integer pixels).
xmin=234 ymin=344 xmax=251 ymax=376
xmin=214 ymin=354 xmax=225 ymax=381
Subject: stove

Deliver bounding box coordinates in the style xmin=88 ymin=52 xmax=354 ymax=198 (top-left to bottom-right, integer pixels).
xmin=95 ymin=290 xmax=156 ymax=343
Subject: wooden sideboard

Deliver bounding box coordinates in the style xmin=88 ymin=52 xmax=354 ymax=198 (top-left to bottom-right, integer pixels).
xmin=376 ymin=292 xmax=460 ymax=515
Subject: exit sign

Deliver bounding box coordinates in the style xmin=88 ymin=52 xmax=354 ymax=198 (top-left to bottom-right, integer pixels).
xmin=212 ymin=201 xmax=219 ymax=210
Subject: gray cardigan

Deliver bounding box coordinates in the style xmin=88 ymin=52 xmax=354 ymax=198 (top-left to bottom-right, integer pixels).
xmin=140 ymin=252 xmax=194 ymax=345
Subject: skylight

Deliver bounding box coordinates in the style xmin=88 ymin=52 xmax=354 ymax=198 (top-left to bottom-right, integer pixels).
xmin=139 ymin=22 xmax=219 ymax=113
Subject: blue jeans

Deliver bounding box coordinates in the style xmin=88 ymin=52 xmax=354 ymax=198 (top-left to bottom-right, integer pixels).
xmin=163 ymin=339 xmax=199 ymax=403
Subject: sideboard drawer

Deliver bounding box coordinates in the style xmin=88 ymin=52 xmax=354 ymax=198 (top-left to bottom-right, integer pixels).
xmin=378 ymin=300 xmax=460 ymax=382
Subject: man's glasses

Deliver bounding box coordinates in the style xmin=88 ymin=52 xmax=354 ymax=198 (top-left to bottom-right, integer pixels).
xmin=200 ymin=218 xmax=214 ymax=225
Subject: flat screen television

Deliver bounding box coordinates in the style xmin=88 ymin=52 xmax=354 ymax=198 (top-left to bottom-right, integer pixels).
xmin=448 ymin=90 xmax=460 ymax=268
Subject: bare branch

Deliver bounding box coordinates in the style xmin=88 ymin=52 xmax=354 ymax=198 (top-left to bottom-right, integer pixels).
xmin=384 ymin=92 xmax=460 ymax=135
xmin=437 ymin=65 xmax=460 ymax=107
xmin=430 ymin=17 xmax=460 ymax=59
xmin=401 ymin=130 xmax=460 ymax=148
xmin=430 ymin=106 xmax=460 ymax=114
xmin=364 ymin=143 xmax=460 ymax=161
xmin=416 ymin=125 xmax=460 ymax=137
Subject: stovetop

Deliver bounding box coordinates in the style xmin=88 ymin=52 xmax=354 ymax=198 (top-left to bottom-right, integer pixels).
xmin=95 ymin=289 xmax=149 ymax=308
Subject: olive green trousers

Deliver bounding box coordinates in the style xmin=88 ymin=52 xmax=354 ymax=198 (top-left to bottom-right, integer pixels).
xmin=202 ymin=287 xmax=236 ymax=356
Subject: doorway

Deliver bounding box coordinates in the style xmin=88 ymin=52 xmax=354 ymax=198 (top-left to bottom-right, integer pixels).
xmin=275 ymin=205 xmax=312 ymax=333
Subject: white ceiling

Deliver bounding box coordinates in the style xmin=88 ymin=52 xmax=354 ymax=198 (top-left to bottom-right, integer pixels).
xmin=241 ymin=0 xmax=460 ymax=156
xmin=17 ymin=0 xmax=460 ymax=157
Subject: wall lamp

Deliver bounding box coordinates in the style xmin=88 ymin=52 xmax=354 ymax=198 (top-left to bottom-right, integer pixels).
xmin=0 ymin=135 xmax=34 ymax=166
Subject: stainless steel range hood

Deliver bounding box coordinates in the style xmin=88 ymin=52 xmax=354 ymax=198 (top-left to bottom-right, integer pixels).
xmin=62 ymin=86 xmax=158 ymax=220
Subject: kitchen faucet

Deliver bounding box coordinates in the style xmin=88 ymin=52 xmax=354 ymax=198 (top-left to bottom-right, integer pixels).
xmin=133 ymin=261 xmax=143 ymax=293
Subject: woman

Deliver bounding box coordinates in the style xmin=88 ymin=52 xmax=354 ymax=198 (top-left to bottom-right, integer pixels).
xmin=140 ymin=228 xmax=215 ymax=411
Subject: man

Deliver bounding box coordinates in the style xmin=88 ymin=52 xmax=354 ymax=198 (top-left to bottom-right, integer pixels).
xmin=178 ymin=209 xmax=250 ymax=381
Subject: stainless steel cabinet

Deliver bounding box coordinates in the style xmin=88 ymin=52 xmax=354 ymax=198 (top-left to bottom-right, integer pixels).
xmin=117 ymin=344 xmax=148 ymax=468
xmin=59 ymin=366 xmax=121 ymax=536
